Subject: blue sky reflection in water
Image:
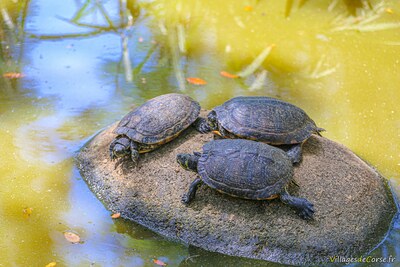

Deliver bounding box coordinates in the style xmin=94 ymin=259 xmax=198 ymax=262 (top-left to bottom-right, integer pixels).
xmin=25 ymin=1 xmax=118 ymax=112
xmin=0 ymin=0 xmax=399 ymax=266
xmin=2 ymin=0 xmax=190 ymax=266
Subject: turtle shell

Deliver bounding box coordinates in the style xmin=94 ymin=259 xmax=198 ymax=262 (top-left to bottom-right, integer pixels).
xmin=114 ymin=93 xmax=200 ymax=144
xmin=197 ymin=139 xmax=293 ymax=200
xmin=214 ymin=96 xmax=319 ymax=145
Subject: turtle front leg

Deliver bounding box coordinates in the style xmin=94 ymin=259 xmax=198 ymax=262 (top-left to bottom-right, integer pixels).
xmin=182 ymin=177 xmax=203 ymax=205
xmin=279 ymin=188 xmax=314 ymax=220
xmin=286 ymin=143 xmax=303 ymax=164
xmin=193 ymin=117 xmax=212 ymax=133
xmin=130 ymin=141 xmax=140 ymax=163
xmin=109 ymin=139 xmax=119 ymax=160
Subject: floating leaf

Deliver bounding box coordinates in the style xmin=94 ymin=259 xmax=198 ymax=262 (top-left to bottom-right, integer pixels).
xmin=64 ymin=231 xmax=81 ymax=244
xmin=153 ymin=259 xmax=167 ymax=266
xmin=111 ymin=213 xmax=121 ymax=219
xmin=220 ymin=71 xmax=239 ymax=79
xmin=45 ymin=262 xmax=57 ymax=267
xmin=236 ymin=44 xmax=275 ymax=78
xmin=3 ymin=72 xmax=24 ymax=79
xmin=186 ymin=77 xmax=207 ymax=85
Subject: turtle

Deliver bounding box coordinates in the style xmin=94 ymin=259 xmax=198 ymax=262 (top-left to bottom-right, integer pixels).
xmin=193 ymin=96 xmax=324 ymax=163
xmin=177 ymin=139 xmax=314 ymax=220
xmin=110 ymin=93 xmax=200 ymax=163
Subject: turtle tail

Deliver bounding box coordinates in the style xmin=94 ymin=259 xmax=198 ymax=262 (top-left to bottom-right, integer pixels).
xmin=316 ymin=127 xmax=325 ymax=136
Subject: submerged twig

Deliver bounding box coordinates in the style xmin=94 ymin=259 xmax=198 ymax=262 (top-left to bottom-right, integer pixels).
xmin=285 ymin=0 xmax=309 ymax=17
xmin=133 ymin=42 xmax=158 ymax=75
xmin=304 ymin=55 xmax=338 ymax=79
xmin=384 ymin=41 xmax=400 ymax=46
xmin=330 ymin=1 xmax=396 ymax=32
xmin=285 ymin=0 xmax=294 ymax=18
xmin=1 ymin=8 xmax=15 ymax=30
xmin=168 ymin=26 xmax=186 ymax=91
xmin=177 ymin=23 xmax=186 ymax=53
xmin=96 ymin=0 xmax=116 ymax=29
xmin=328 ymin=0 xmax=340 ymax=12
xmin=333 ymin=22 xmax=400 ymax=32
xmin=248 ymin=70 xmax=268 ymax=91
xmin=121 ymin=34 xmax=132 ymax=82
xmin=27 ymin=31 xmax=106 ymax=40
xmin=236 ymin=44 xmax=275 ymax=78
xmin=71 ymin=0 xmax=94 ymax=22
xmin=57 ymin=15 xmax=116 ymax=30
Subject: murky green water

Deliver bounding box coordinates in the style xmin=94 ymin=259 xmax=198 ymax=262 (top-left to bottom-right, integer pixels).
xmin=0 ymin=0 xmax=399 ymax=266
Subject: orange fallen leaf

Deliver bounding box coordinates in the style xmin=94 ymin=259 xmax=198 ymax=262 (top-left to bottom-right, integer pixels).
xmin=45 ymin=262 xmax=57 ymax=267
xmin=3 ymin=72 xmax=24 ymax=79
xmin=186 ymin=77 xmax=207 ymax=85
xmin=63 ymin=231 xmax=81 ymax=244
xmin=220 ymin=71 xmax=239 ymax=79
xmin=153 ymin=259 xmax=167 ymax=266
xmin=111 ymin=212 xmax=121 ymax=219
xmin=244 ymin=6 xmax=253 ymax=12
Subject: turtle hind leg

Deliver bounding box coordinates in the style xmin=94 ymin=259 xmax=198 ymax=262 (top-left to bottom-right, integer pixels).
xmin=286 ymin=143 xmax=302 ymax=164
xmin=182 ymin=177 xmax=203 ymax=205
xmin=279 ymin=188 xmax=314 ymax=220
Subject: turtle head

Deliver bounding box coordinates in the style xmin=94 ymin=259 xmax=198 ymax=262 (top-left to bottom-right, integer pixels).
xmin=177 ymin=152 xmax=200 ymax=172
xmin=207 ymin=111 xmax=218 ymax=131
xmin=110 ymin=136 xmax=131 ymax=159
xmin=112 ymin=144 xmax=130 ymax=158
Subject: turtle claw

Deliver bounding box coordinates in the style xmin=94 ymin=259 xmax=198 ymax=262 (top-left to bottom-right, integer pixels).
xmin=181 ymin=194 xmax=190 ymax=205
xmin=280 ymin=190 xmax=315 ymax=220
xmin=114 ymin=157 xmax=125 ymax=169
xmin=298 ymin=202 xmax=315 ymax=220
xmin=286 ymin=144 xmax=302 ymax=164
xmin=130 ymin=150 xmax=140 ymax=164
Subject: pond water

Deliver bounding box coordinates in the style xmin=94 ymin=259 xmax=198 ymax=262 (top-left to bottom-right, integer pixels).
xmin=0 ymin=0 xmax=399 ymax=266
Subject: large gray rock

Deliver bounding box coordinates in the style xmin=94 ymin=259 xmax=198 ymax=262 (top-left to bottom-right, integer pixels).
xmin=76 ymin=120 xmax=397 ymax=266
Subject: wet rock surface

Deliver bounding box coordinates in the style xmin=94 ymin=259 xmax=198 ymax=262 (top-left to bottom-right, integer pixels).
xmin=76 ymin=119 xmax=397 ymax=265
